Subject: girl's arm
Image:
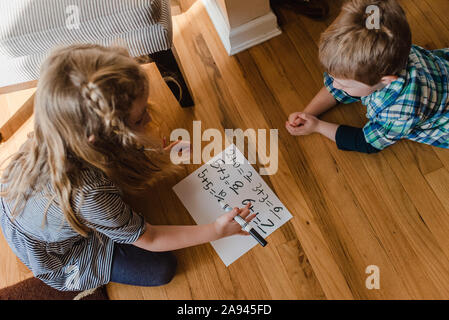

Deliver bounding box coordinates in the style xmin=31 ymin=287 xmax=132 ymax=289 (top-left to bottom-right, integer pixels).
xmin=132 ymin=205 xmax=255 ymax=252
xmin=133 ymin=223 xmax=219 ymax=252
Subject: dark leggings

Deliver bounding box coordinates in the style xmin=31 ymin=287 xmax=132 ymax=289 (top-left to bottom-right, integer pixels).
xmin=109 ymin=243 xmax=177 ymax=287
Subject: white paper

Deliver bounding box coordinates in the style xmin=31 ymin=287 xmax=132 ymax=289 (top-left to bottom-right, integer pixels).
xmin=173 ymin=144 xmax=293 ymax=266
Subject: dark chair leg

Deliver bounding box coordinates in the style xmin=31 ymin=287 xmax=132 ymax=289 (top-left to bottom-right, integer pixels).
xmin=149 ymin=48 xmax=195 ymax=108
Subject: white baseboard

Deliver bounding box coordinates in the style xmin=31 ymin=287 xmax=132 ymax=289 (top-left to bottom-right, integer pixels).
xmin=202 ymin=0 xmax=282 ymax=55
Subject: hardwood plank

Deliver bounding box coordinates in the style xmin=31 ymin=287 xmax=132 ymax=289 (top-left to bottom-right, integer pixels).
xmin=107 ymin=282 xmax=147 ymax=300
xmin=422 ymin=0 xmax=449 ymax=28
xmin=414 ymin=0 xmax=449 ymax=36
xmin=359 ymin=151 xmax=449 ymax=298
xmin=406 ymin=143 xmax=443 ymax=176
xmin=0 ymin=89 xmax=35 ymax=128
xmin=276 ymin=239 xmax=326 ymax=300
xmin=0 ymin=228 xmax=34 ymax=289
xmin=425 ymin=168 xmax=449 ymax=215
xmin=260 ymin=0 xmax=449 ymax=299
xmin=382 ymin=143 xmax=449 ymax=262
xmin=400 ymin=0 xmax=449 ymax=48
xmin=0 ymin=80 xmax=37 ymax=95
xmin=434 ymin=148 xmax=449 ymax=172
xmin=251 ymin=243 xmax=299 ymax=299
xmin=0 ymin=117 xmax=34 ymax=289
xmin=333 ymin=144 xmax=449 ymax=298
xmin=0 ymin=93 xmax=34 ymax=143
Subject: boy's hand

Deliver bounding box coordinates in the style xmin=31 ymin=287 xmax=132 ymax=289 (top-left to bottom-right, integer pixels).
xmin=288 ymin=112 xmax=306 ymax=127
xmin=285 ymin=113 xmax=320 ymax=136
xmin=214 ymin=203 xmax=256 ymax=238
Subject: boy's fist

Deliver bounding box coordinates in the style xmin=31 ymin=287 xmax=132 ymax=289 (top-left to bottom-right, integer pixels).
xmin=285 ymin=112 xmax=320 ymax=136
xmin=288 ymin=112 xmax=306 ymax=127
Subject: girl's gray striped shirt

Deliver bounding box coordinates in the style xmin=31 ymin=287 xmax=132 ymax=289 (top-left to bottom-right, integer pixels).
xmin=0 ymin=167 xmax=146 ymax=291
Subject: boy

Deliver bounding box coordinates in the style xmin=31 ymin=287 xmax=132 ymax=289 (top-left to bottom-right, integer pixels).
xmin=286 ymin=0 xmax=449 ymax=153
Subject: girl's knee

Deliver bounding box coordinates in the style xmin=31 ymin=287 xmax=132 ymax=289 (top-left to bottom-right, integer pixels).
xmin=156 ymin=252 xmax=177 ymax=286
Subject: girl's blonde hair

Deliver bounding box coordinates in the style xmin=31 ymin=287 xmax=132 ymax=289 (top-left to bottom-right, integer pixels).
xmin=1 ymin=44 xmax=178 ymax=237
xmin=319 ymin=0 xmax=412 ymax=85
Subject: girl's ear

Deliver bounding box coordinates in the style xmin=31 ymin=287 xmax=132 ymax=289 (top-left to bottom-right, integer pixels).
xmin=380 ymin=75 xmax=399 ymax=85
xmin=88 ymin=135 xmax=95 ymax=143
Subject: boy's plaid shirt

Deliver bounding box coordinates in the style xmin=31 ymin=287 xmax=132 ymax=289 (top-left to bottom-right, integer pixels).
xmin=324 ymin=45 xmax=449 ymax=150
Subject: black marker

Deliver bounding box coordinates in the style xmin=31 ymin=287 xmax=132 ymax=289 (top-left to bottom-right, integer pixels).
xmin=219 ymin=201 xmax=267 ymax=247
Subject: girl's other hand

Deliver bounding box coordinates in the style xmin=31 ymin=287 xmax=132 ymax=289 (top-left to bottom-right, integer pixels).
xmin=164 ymin=140 xmax=191 ymax=163
xmin=164 ymin=140 xmax=191 ymax=153
xmin=214 ymin=203 xmax=256 ymax=238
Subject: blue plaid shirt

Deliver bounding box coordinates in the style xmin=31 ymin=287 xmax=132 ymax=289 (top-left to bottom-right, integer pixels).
xmin=324 ymin=45 xmax=449 ymax=150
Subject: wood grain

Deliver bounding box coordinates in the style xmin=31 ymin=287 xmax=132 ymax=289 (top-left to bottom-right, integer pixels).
xmin=0 ymin=93 xmax=34 ymax=143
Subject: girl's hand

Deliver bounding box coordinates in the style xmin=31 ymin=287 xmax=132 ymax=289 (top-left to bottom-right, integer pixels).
xmin=164 ymin=140 xmax=190 ymax=152
xmin=214 ymin=203 xmax=256 ymax=238
xmin=164 ymin=140 xmax=191 ymax=160
xmin=285 ymin=113 xmax=320 ymax=136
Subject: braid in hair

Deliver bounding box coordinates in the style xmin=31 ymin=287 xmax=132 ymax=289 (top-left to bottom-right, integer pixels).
xmin=79 ymin=80 xmax=138 ymax=147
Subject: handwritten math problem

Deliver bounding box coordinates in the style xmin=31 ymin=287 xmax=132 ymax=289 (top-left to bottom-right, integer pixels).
xmin=173 ymin=144 xmax=293 ymax=266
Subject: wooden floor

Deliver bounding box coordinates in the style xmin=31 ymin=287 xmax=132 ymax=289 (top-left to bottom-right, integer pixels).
xmin=1 ymin=0 xmax=449 ymax=299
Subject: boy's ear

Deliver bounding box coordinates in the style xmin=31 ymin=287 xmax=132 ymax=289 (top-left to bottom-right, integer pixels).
xmin=380 ymin=75 xmax=399 ymax=85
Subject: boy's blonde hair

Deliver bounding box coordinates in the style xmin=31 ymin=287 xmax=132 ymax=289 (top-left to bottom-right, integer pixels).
xmin=1 ymin=44 xmax=178 ymax=237
xmin=319 ymin=0 xmax=412 ymax=86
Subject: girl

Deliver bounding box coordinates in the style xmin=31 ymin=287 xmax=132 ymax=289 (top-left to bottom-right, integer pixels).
xmin=0 ymin=44 xmax=255 ymax=291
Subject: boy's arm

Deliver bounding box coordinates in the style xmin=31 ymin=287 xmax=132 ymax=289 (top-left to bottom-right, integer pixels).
xmin=432 ymin=48 xmax=449 ymax=61
xmin=315 ymin=120 xmax=381 ymax=154
xmin=286 ymin=114 xmax=381 ymax=154
xmin=303 ymin=86 xmax=339 ymax=117
xmin=289 ymin=87 xmax=338 ymax=126
xmin=299 ymin=91 xmax=381 ymax=153
xmin=315 ymin=119 xmax=339 ymax=141
xmin=289 ymin=73 xmax=361 ymax=125
xmin=334 ymin=125 xmax=381 ymax=154
xmin=316 ymin=118 xmax=412 ymax=154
